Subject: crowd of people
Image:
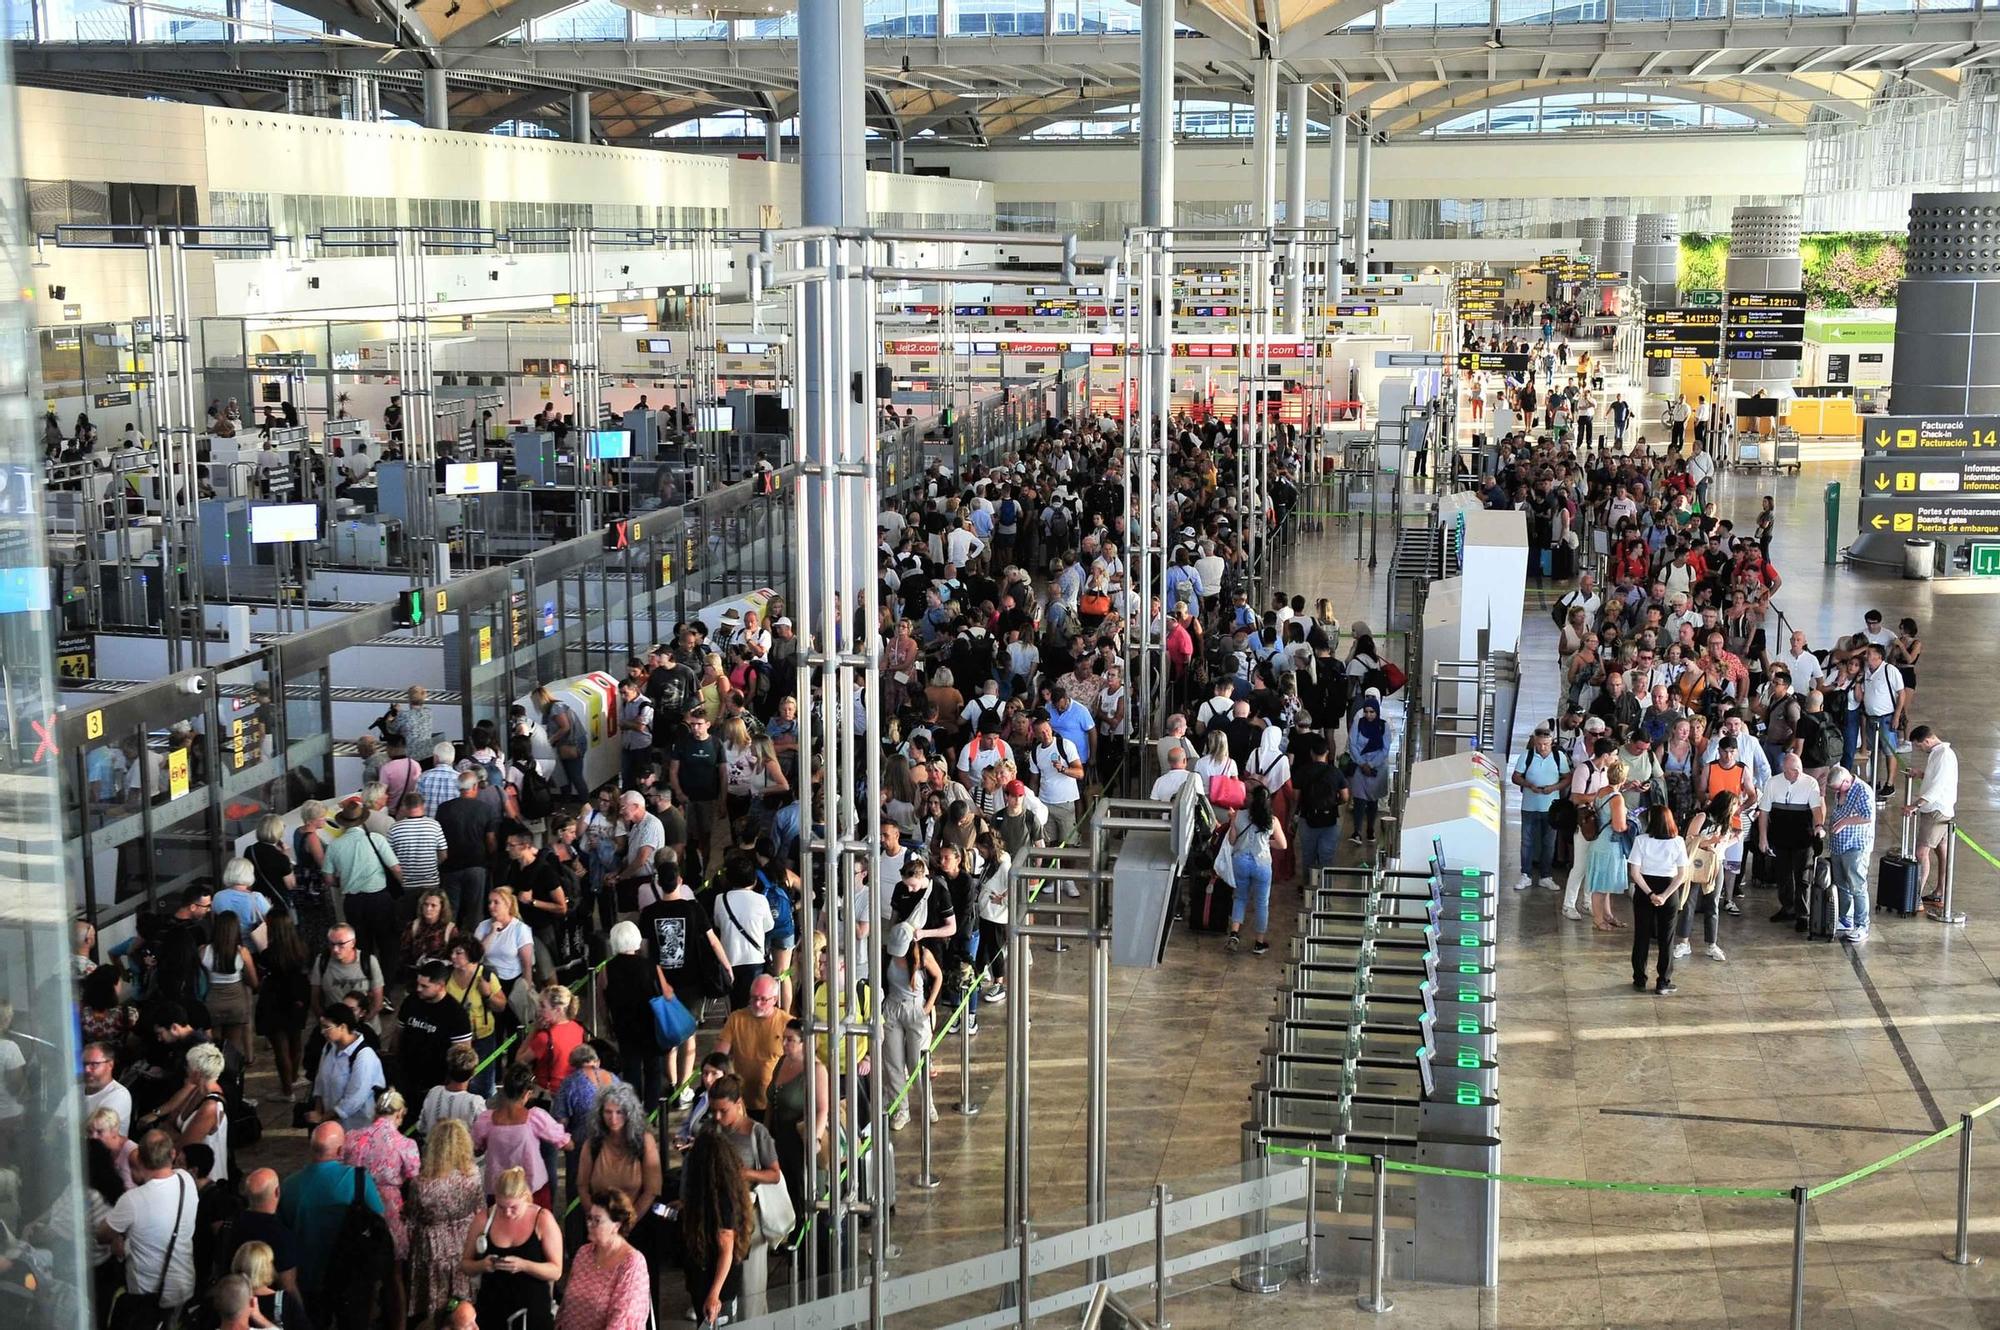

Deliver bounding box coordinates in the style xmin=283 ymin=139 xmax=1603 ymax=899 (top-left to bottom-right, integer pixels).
xmin=39 ymin=405 xmax=1395 ymax=1330
xmin=1488 ymin=395 xmax=1955 ymax=996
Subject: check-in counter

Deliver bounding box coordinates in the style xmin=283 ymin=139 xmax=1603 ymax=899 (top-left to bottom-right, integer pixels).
xmin=1786 ymin=397 xmax=1860 ymax=438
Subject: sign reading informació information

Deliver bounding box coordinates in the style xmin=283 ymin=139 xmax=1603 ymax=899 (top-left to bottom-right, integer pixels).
xmin=1858 ymin=414 xmax=2000 ymax=543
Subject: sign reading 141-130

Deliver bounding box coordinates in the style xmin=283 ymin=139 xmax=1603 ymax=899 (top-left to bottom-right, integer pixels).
xmin=1863 ymin=415 xmax=2000 ymax=456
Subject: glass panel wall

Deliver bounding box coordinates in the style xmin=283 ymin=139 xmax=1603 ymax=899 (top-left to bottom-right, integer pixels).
xmin=0 ymin=0 xmax=91 ymax=1319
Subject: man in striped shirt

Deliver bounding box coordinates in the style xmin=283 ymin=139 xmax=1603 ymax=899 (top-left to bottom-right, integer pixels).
xmin=387 ymin=792 xmax=448 ymax=897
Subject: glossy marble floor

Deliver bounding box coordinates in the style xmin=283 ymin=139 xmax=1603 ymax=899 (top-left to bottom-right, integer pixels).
xmin=874 ymin=455 xmax=2000 ymax=1329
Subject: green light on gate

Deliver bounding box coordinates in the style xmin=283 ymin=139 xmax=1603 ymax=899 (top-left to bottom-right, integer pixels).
xmin=1458 ymin=963 xmax=1479 ymax=974
xmin=1460 ymin=867 xmax=1481 ymax=877
xmin=1459 ymin=912 xmax=1479 ymax=922
xmin=1457 ymin=989 xmax=1478 ymax=1004
xmin=1458 ymin=888 xmax=1480 ymax=899
xmin=1456 ymin=1018 xmax=1479 ymax=1035
xmin=1457 ymin=1051 xmax=1480 ymax=1068
xmin=1456 ymin=1084 xmax=1481 ymax=1106
xmin=1458 ymin=934 xmax=1479 ymax=948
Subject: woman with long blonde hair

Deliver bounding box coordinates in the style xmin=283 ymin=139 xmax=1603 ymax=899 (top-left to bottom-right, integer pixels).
xmin=408 ymin=1118 xmax=484 ymax=1323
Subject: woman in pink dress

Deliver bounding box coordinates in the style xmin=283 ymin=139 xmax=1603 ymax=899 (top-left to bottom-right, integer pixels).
xmin=556 ymin=1190 xmax=651 ymax=1330
xmin=407 ymin=1118 xmax=485 ymax=1325
xmin=341 ymin=1087 xmax=421 ymax=1330
xmin=472 ymin=1062 xmax=572 ymax=1208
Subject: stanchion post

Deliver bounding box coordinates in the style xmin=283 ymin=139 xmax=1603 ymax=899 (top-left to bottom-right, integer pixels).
xmin=1016 ymin=1219 xmax=1032 ymax=1330
xmin=1153 ymin=1182 xmax=1170 ymax=1330
xmin=1304 ymin=1155 xmax=1320 ymax=1284
xmin=916 ymin=1061 xmax=941 ymax=1189
xmin=1947 ymin=1114 xmax=1979 ymax=1266
xmin=1934 ymin=825 xmax=1967 ymax=925
xmin=957 ymin=1010 xmax=980 ymax=1116
xmin=1357 ymin=1153 xmax=1393 ymax=1314
xmin=1789 ymin=1185 xmax=1808 ymax=1330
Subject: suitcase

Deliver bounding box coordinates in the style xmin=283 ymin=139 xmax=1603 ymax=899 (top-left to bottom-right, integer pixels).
xmin=1189 ymin=874 xmax=1235 ymax=934
xmin=1806 ymin=857 xmax=1838 ymax=941
xmin=1877 ymin=854 xmax=1922 ymax=915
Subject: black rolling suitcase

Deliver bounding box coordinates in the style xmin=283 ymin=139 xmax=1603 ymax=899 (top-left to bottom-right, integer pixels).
xmin=1877 ymin=854 xmax=1922 ymax=915
xmin=1188 ymin=828 xmax=1235 ymax=933
xmin=1806 ymin=856 xmax=1838 ymax=941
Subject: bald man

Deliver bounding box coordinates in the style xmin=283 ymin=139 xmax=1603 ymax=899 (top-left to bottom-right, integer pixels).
xmin=446 ymin=1298 xmax=480 ymax=1330
xmin=225 ymin=1167 xmax=304 ymax=1312
xmin=278 ymin=1123 xmax=383 ymax=1302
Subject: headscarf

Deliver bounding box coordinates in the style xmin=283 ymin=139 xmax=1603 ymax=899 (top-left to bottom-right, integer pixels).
xmin=1251 ymin=724 xmax=1291 ymax=790
xmin=1353 ymin=696 xmax=1388 ymax=756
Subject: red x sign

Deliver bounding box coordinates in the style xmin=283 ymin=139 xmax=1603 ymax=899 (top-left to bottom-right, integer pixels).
xmin=31 ymin=717 xmax=57 ymax=763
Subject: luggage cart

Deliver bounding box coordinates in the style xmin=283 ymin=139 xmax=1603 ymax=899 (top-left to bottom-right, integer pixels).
xmin=1773 ymin=426 xmax=1803 ymax=475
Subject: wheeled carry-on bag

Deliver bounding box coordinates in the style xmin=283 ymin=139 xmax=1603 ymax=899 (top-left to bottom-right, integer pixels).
xmin=1806 ymin=856 xmax=1839 ymax=941
xmin=1877 ymin=854 xmax=1922 ymax=916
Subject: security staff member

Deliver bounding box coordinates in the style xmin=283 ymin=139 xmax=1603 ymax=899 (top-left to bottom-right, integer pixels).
xmin=1758 ymin=751 xmax=1825 ymax=931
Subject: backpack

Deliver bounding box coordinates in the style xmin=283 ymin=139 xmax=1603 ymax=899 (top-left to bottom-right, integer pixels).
xmin=476 ymin=752 xmax=506 ymax=794
xmin=323 ymin=1167 xmax=394 ymax=1330
xmin=1300 ymin=766 xmax=1343 ymax=827
xmin=1800 ymin=712 xmax=1839 ymax=770
xmin=1550 ymin=591 xmax=1577 ymax=628
xmin=517 ymin=763 xmax=556 ymax=820
xmin=999 ymin=497 xmax=1019 ymax=527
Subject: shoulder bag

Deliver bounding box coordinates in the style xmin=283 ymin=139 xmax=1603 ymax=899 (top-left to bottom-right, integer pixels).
xmin=649 ymin=965 xmax=697 ymax=1050
xmin=107 ymin=1174 xmax=188 ymax=1330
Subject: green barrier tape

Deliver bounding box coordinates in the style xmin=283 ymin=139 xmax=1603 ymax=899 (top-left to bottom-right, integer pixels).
xmin=1954 ymin=826 xmax=2000 ymax=875
xmin=1808 ymin=1120 xmax=1964 ymax=1199
xmin=1266 ymin=1145 xmax=1791 ymax=1199
xmin=472 ymin=959 xmax=610 ymax=1077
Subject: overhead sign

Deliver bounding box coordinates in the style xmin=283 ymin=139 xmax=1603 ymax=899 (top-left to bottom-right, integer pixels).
xmin=1725 ymin=345 xmax=1803 ymax=362
xmin=1334 ymin=304 xmax=1377 ymax=318
xmin=1863 ymin=458 xmax=2000 ymax=496
xmin=1726 ymin=290 xmax=1807 ymax=312
xmin=1972 ymin=542 xmax=2000 ymax=576
xmin=1727 ymin=326 xmax=1802 ymax=343
xmin=1644 ymin=343 xmax=1721 ymax=360
xmin=1455 ymin=352 xmax=1529 ymax=372
xmin=1684 ymin=288 xmax=1724 ymax=307
xmin=1730 ymin=307 xmax=1807 ymax=328
xmin=1860 ymin=499 xmax=2000 ymax=536
xmin=1863 ymin=415 xmax=2000 ymax=457
xmin=1376 ymin=352 xmax=1447 ymax=368
xmin=1645 ymin=309 xmax=1721 ymax=330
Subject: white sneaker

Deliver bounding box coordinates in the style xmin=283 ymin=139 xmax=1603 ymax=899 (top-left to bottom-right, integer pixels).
xmin=1562 ymin=906 xmax=1585 ymax=921
xmin=1845 ymin=929 xmax=1869 ymax=945
xmin=1062 ymin=882 xmax=1080 ymax=900
xmin=1671 ymin=940 xmax=1691 ymax=959
xmin=1514 ymin=875 xmax=1532 ymax=892
xmin=1706 ymin=943 xmax=1727 ymax=961
xmin=891 ymin=1108 xmax=911 ymax=1130
xmin=1537 ymin=877 xmax=1560 ymax=891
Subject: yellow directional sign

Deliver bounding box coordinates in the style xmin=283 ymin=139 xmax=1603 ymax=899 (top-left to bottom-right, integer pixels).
xmin=1860 ymin=499 xmax=2000 ymax=537
xmin=1862 ymin=415 xmax=2000 ymax=457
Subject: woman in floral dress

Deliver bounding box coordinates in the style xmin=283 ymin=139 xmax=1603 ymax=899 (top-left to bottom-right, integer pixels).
xmin=408 ymin=1117 xmax=486 ymax=1325
xmin=342 ymin=1087 xmax=423 ymax=1330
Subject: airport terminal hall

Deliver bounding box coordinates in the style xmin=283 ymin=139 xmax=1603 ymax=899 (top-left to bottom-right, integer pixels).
xmin=18 ymin=1 xmax=2000 ymax=1328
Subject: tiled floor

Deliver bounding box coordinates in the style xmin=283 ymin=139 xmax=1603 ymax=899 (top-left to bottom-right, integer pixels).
xmin=875 ymin=444 xmax=2000 ymax=1327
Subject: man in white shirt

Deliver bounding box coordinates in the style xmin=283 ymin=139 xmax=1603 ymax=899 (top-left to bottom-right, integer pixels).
xmin=1781 ymin=630 xmax=1824 ymax=694
xmin=1860 ymin=610 xmax=1893 ymax=649
xmin=1907 ymin=725 xmax=1959 ymax=902
xmin=711 ymin=871 xmax=776 ymax=1007
xmin=100 ymin=1130 xmax=198 ymax=1314
xmin=1858 ymin=643 xmax=1908 ymax=793
xmin=1030 ymin=709 xmax=1087 ymax=846
xmin=83 ymin=1041 xmax=132 ymax=1134
xmin=1149 ymin=745 xmax=1196 ymax=802
xmin=1665 ymin=592 xmax=1702 ymax=641
xmin=946 ymin=513 xmax=986 ymax=570
xmin=1758 ymin=751 xmax=1825 ymax=929
xmin=1555 ymin=571 xmax=1603 ymax=628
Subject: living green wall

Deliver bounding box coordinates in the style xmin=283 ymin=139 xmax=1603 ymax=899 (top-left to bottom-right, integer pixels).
xmin=1676 ymin=231 xmax=1906 ymax=310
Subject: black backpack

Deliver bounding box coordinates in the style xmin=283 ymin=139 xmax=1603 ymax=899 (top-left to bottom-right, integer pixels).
xmin=1300 ymin=766 xmax=1343 ymax=828
xmin=1800 ymin=712 xmax=1839 ymax=770
xmin=323 ymin=1166 xmax=394 ymax=1330
xmin=517 ymin=763 xmax=556 ymax=820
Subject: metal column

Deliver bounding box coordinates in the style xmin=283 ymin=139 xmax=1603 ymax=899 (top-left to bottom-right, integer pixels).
xmin=1252 ymin=58 xmax=1278 ymax=228
xmin=1328 ymin=83 xmax=1347 ymax=303
xmin=1353 ymin=116 xmax=1373 ymax=282
xmin=764 ymin=116 xmax=782 ymax=162
xmin=889 ymin=138 xmax=906 ymax=174
xmin=423 ymin=67 xmax=448 ymax=130
xmin=570 ymin=90 xmax=592 ymax=143
xmin=1283 ymin=82 xmax=1308 ymax=336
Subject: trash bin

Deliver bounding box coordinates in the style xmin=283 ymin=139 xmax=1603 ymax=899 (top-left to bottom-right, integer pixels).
xmin=1904 ymin=538 xmax=1936 ymax=580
